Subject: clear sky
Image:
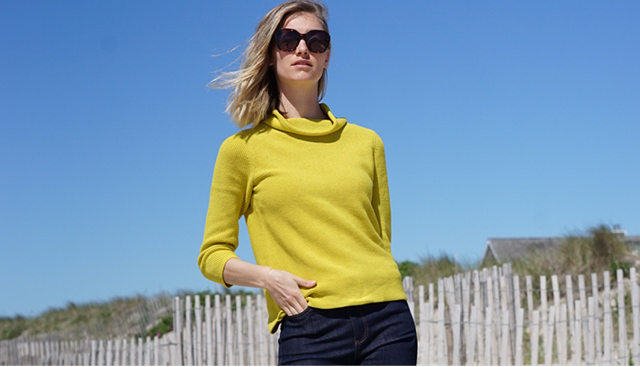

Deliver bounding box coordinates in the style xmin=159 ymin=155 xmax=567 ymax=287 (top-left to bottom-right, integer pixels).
xmin=1 ymin=0 xmax=638 ymax=317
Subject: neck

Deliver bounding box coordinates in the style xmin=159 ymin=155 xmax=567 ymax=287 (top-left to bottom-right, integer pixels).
xmin=277 ymin=83 xmax=325 ymax=119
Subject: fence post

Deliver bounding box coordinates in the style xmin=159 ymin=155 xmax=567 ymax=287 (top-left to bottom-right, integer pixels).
xmin=531 ymin=310 xmax=540 ymax=366
xmin=145 ymin=336 xmax=151 ymax=366
xmin=540 ymin=275 xmax=548 ymax=360
xmin=467 ymin=305 xmax=477 ymax=365
xmin=129 ymin=337 xmax=136 ymax=366
xmin=106 ymin=340 xmax=113 ymax=366
xmin=437 ymin=278 xmax=446 ymax=365
xmin=205 ymin=294 xmax=213 ymax=365
xmin=476 ymin=272 xmax=484 ymax=366
xmin=631 ymin=267 xmax=639 ymax=366
xmin=603 ymin=272 xmax=612 ymax=365
xmin=500 ymin=309 xmax=509 ymax=366
xmin=137 ymin=337 xmax=143 ymax=366
xmin=515 ymin=308 xmax=524 ymax=366
xmin=591 ymin=272 xmax=602 ymax=363
xmin=526 ymin=276 xmax=534 ymax=324
xmin=114 ymin=338 xmax=121 ymax=366
xmin=587 ymin=297 xmax=595 ymax=365
xmin=545 ymin=306 xmax=555 ymax=366
xmin=451 ymin=304 xmax=461 ymax=366
xmin=462 ymin=271 xmax=471 ymax=362
xmin=215 ymin=294 xmax=223 ymax=366
xmin=417 ymin=285 xmax=427 ymax=366
xmin=236 ymin=295 xmax=244 ymax=366
xmin=185 ymin=295 xmax=193 ymax=366
xmin=484 ymin=307 xmax=493 ymax=366
xmin=154 ymin=335 xmax=160 ymax=366
xmin=617 ymin=268 xmax=628 ymax=366
xmin=428 ymin=282 xmax=435 ymax=365
xmin=194 ymin=294 xmax=203 ymax=366
xmin=246 ymin=295 xmax=255 ymax=366
xmin=499 ymin=273 xmax=508 ymax=364
xmin=90 ymin=340 xmax=97 ymax=366
xmin=257 ymin=294 xmax=267 ymax=366
xmin=551 ymin=276 xmax=560 ymax=322
xmin=565 ymin=274 xmax=575 ymax=363
xmin=574 ymin=300 xmax=582 ymax=365
xmin=173 ymin=296 xmax=183 ymax=366
xmin=404 ymin=277 xmax=415 ymax=319
xmin=559 ymin=303 xmax=568 ymax=365
xmin=225 ymin=294 xmax=233 ymax=366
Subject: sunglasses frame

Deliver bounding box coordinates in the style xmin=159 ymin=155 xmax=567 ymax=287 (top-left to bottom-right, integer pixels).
xmin=274 ymin=28 xmax=331 ymax=54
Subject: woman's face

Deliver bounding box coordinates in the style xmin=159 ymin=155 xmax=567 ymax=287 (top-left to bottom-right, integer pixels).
xmin=271 ymin=12 xmax=330 ymax=93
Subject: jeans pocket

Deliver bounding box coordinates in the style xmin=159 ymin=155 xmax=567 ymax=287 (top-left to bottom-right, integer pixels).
xmin=285 ymin=306 xmax=313 ymax=322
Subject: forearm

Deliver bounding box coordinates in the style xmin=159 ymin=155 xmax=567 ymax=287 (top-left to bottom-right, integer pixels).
xmin=222 ymin=257 xmax=271 ymax=289
xmin=223 ymin=257 xmax=316 ymax=316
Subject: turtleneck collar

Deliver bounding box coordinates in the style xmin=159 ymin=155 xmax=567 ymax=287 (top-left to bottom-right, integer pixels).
xmin=261 ymin=103 xmax=347 ymax=137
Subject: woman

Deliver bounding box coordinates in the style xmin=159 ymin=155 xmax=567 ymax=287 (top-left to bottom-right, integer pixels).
xmin=198 ymin=1 xmax=417 ymax=364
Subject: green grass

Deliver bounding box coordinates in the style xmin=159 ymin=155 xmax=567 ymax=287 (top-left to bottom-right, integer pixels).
xmin=509 ymin=224 xmax=635 ymax=285
xmin=0 ymin=288 xmax=259 ymax=341
xmin=0 ymin=294 xmax=174 ymax=341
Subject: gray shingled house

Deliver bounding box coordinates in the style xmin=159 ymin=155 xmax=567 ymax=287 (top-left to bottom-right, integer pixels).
xmin=481 ymin=227 xmax=640 ymax=265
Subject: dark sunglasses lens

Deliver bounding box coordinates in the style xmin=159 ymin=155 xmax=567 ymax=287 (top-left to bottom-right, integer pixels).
xmin=306 ymin=31 xmax=330 ymax=53
xmin=276 ymin=30 xmax=301 ymax=52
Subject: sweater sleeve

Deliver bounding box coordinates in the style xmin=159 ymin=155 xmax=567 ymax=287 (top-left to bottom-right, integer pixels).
xmin=198 ymin=135 xmax=253 ymax=287
xmin=372 ymin=132 xmax=392 ymax=252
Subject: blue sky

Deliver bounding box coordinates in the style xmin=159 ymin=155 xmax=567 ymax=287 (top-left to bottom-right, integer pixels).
xmin=1 ymin=0 xmax=638 ymax=317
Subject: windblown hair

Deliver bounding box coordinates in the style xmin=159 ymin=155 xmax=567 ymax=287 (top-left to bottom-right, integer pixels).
xmin=208 ymin=0 xmax=330 ymax=128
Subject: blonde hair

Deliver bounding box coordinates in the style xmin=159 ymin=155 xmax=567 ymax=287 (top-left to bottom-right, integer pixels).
xmin=208 ymin=0 xmax=330 ymax=128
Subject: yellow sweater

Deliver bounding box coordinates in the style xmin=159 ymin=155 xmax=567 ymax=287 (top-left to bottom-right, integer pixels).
xmin=198 ymin=104 xmax=406 ymax=333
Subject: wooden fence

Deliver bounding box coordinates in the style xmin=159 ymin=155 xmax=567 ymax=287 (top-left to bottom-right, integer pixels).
xmin=3 ymin=264 xmax=640 ymax=365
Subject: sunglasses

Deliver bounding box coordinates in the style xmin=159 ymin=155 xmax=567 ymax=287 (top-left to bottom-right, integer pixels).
xmin=274 ymin=28 xmax=331 ymax=53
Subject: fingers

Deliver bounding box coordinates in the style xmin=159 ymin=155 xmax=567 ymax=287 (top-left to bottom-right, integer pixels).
xmin=265 ymin=268 xmax=316 ymax=316
xmin=282 ymin=296 xmax=307 ymax=316
xmin=293 ymin=275 xmax=317 ymax=289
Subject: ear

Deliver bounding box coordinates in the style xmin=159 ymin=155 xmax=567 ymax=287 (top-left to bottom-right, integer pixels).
xmin=324 ymin=50 xmax=331 ymax=69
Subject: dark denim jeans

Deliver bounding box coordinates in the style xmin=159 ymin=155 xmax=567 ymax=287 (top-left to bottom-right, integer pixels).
xmin=278 ymin=300 xmax=417 ymax=365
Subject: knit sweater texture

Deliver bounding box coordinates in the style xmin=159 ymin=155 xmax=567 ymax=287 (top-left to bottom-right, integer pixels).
xmin=198 ymin=104 xmax=406 ymax=333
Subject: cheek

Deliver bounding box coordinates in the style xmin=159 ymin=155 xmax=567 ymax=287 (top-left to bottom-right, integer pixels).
xmin=272 ymin=60 xmax=288 ymax=79
xmin=322 ymin=51 xmax=330 ymax=68
xmin=271 ymin=52 xmax=290 ymax=76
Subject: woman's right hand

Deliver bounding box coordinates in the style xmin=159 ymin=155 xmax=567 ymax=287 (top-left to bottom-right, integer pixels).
xmin=222 ymin=258 xmax=316 ymax=316
xmin=264 ymin=268 xmax=316 ymax=316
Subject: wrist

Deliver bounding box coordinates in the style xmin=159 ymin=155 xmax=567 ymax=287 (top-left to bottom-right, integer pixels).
xmin=258 ymin=265 xmax=273 ymax=289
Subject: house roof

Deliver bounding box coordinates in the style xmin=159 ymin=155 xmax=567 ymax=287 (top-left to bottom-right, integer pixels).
xmin=481 ymin=234 xmax=640 ymax=264
xmin=482 ymin=237 xmax=566 ymax=264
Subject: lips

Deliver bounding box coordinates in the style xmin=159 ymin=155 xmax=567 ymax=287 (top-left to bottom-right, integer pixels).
xmin=292 ymin=60 xmax=312 ymax=67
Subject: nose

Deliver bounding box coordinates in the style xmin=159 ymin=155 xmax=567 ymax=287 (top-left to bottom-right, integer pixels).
xmin=295 ymin=39 xmax=309 ymax=55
